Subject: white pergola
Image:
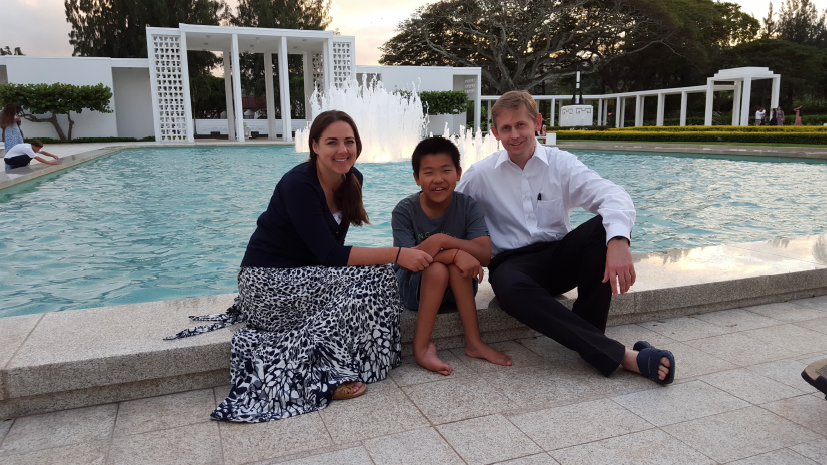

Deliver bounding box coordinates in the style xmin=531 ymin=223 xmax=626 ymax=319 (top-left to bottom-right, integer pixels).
xmin=481 ymin=67 xmax=781 ymax=128
xmin=145 ymin=24 xmax=355 ymax=143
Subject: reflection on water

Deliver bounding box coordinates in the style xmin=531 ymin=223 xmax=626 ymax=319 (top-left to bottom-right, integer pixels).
xmin=0 ymin=147 xmax=825 ymax=317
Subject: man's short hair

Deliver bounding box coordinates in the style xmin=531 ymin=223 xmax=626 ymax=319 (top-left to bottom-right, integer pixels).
xmin=31 ymin=140 xmax=43 ymax=148
xmin=491 ymin=91 xmax=538 ymax=129
xmin=411 ymin=137 xmax=461 ymax=174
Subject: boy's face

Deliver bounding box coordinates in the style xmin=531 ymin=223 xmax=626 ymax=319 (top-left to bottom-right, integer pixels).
xmin=414 ymin=152 xmax=461 ymax=204
xmin=490 ymin=106 xmax=543 ymax=161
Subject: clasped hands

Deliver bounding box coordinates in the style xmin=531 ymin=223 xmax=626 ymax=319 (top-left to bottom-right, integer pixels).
xmin=396 ymin=233 xmax=484 ymax=281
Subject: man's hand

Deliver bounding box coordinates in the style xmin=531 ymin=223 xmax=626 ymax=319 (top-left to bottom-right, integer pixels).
xmin=453 ymin=250 xmax=484 ymax=281
xmin=414 ymin=234 xmax=446 ymax=259
xmin=603 ymin=238 xmax=636 ymax=296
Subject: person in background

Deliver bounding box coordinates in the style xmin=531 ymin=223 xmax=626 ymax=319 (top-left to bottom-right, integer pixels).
xmin=4 ymin=140 xmax=59 ymax=171
xmin=793 ymin=106 xmax=803 ymax=126
xmin=1 ymin=104 xmax=24 ymax=153
xmin=754 ymin=107 xmax=764 ymax=126
xmin=776 ymin=106 xmax=785 ymax=125
xmin=769 ymin=108 xmax=778 ymax=126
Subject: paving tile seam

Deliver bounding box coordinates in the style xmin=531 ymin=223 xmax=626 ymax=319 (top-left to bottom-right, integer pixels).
xmin=1 ymin=314 xmax=44 ymax=372
xmin=431 ymin=422 xmax=474 ymax=465
xmin=756 ymin=395 xmax=827 ymax=438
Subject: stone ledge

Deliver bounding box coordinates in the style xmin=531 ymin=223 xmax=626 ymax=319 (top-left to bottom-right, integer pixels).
xmin=1 ymin=234 xmax=825 ymax=418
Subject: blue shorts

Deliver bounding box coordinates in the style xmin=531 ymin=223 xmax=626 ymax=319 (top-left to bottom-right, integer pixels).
xmin=395 ymin=266 xmax=478 ymax=311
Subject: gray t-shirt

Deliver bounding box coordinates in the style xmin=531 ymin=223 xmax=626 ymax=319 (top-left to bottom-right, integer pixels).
xmin=391 ymin=191 xmax=489 ymax=248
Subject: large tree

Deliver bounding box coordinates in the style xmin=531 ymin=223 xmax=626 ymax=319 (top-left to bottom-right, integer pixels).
xmin=767 ymin=0 xmax=827 ymax=47
xmin=379 ymin=0 xmax=668 ymax=94
xmin=65 ymin=0 xmax=231 ymax=75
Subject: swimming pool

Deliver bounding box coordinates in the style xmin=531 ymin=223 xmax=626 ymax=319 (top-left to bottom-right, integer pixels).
xmin=1 ymin=146 xmax=825 ymax=317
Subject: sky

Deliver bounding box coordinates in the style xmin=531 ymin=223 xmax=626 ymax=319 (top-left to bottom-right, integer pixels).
xmin=1 ymin=0 xmax=825 ymax=65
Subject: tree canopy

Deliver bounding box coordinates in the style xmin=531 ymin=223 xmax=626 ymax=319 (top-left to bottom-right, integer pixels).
xmin=0 ymin=47 xmax=24 ymax=56
xmin=0 ymin=83 xmax=113 ymax=141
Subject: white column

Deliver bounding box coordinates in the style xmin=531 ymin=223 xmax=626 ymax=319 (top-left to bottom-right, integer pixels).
xmin=732 ymin=79 xmax=742 ymax=126
xmin=739 ymin=77 xmax=751 ymax=126
xmin=597 ymin=99 xmax=603 ymax=126
xmin=616 ymin=96 xmax=621 ymax=127
xmin=223 ymin=51 xmax=236 ymax=141
xmin=679 ymin=91 xmax=687 ymax=126
xmin=635 ymin=95 xmax=642 ymax=126
xmin=178 ymin=31 xmax=194 ymax=143
xmin=302 ymin=52 xmax=313 ymax=121
xmin=619 ymin=97 xmax=625 ymax=127
xmin=704 ymin=78 xmax=714 ymax=126
xmin=549 ymin=98 xmax=555 ymax=127
xmin=603 ymin=99 xmax=609 ymax=125
xmin=474 ymin=72 xmax=481 ymax=132
xmin=264 ymin=52 xmax=277 ymax=140
xmin=770 ymin=76 xmax=780 ymax=109
xmin=323 ymin=39 xmax=333 ymax=92
xmin=656 ymin=93 xmax=664 ymax=126
xmin=487 ymin=100 xmax=492 ymax=132
xmin=146 ymin=33 xmax=162 ymax=142
xmin=278 ymin=36 xmax=292 ymax=142
xmin=231 ymin=34 xmax=245 ymax=142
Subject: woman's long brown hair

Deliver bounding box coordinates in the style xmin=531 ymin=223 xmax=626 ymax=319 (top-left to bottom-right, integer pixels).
xmin=0 ymin=104 xmax=17 ymax=129
xmin=308 ymin=110 xmax=369 ymax=226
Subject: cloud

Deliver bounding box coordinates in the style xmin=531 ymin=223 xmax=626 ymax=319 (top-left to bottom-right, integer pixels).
xmin=0 ymin=0 xmax=74 ymax=56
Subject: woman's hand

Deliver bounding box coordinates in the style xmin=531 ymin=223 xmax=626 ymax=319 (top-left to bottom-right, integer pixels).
xmin=453 ymin=250 xmax=484 ymax=281
xmin=397 ymin=247 xmax=433 ymax=272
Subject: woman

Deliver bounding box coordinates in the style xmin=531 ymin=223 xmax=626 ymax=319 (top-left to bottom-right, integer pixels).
xmin=168 ymin=110 xmax=432 ymax=423
xmin=1 ymin=104 xmax=24 ymax=153
xmin=769 ymin=108 xmax=778 ymax=126
xmin=776 ymin=107 xmax=785 ymax=126
xmin=794 ymin=106 xmax=803 ymax=126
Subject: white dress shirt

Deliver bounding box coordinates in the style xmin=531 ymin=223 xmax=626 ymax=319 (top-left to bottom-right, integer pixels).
xmin=456 ymin=140 xmax=635 ymax=256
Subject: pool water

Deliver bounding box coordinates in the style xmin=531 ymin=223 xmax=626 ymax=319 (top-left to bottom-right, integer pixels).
xmin=1 ymin=146 xmax=825 ymax=317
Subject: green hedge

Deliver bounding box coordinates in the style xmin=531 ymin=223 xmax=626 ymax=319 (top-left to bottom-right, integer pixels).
xmin=555 ymin=130 xmax=827 ymax=145
xmin=607 ymin=125 xmax=827 ymax=132
xmin=24 ymin=136 xmax=155 ymax=144
xmin=420 ymin=91 xmax=469 ymax=115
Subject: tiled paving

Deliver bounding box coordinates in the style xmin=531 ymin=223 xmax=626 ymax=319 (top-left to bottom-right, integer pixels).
xmin=0 ymin=296 xmax=826 ymax=464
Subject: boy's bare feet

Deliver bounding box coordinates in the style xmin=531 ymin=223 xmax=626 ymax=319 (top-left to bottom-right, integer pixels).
xmin=415 ymin=342 xmax=453 ymax=376
xmin=465 ymin=341 xmax=513 ymax=367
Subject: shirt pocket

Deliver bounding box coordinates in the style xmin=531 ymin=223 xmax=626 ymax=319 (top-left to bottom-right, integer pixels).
xmin=536 ymin=198 xmax=566 ymax=230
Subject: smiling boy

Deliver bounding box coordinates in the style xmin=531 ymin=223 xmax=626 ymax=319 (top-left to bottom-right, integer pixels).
xmin=392 ymin=138 xmax=512 ymax=375
xmin=456 ymin=91 xmax=675 ymax=385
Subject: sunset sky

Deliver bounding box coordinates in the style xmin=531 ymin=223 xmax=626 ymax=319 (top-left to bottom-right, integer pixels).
xmin=1 ymin=0 xmax=823 ymax=65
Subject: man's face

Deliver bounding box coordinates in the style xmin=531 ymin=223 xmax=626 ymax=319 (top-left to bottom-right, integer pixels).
xmin=490 ymin=107 xmax=542 ymax=161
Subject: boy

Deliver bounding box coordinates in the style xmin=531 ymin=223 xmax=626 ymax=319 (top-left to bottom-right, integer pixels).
xmin=456 ymin=91 xmax=674 ymax=384
xmin=4 ymin=140 xmax=59 ymax=171
xmin=392 ymin=137 xmax=512 ymax=375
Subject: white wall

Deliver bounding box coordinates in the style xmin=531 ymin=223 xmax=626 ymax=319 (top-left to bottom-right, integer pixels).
xmin=112 ymin=67 xmax=154 ymax=138
xmin=4 ymin=56 xmax=119 ymax=139
xmin=377 ymin=66 xmax=455 ymax=92
xmin=0 ymin=65 xmax=7 ymax=84
xmin=195 ymin=119 xmax=307 ymax=135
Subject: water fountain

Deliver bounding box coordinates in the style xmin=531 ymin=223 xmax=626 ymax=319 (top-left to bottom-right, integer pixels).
xmin=295 ymin=79 xmax=501 ymax=168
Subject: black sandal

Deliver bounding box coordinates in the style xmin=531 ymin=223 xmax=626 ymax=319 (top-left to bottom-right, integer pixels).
xmin=634 ymin=341 xmax=675 ymax=385
xmin=802 ymin=358 xmax=827 ymax=400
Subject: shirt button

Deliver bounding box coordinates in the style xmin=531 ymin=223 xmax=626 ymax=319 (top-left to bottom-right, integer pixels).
xmin=524 ymin=195 xmax=529 ymax=199
xmin=527 ymin=215 xmax=532 ymax=219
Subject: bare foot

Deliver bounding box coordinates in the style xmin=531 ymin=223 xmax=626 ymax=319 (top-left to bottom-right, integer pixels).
xmin=622 ymin=349 xmax=671 ymax=381
xmin=465 ymin=341 xmax=513 ymax=367
xmin=415 ymin=342 xmax=453 ymax=376
xmin=332 ymin=381 xmax=366 ymax=400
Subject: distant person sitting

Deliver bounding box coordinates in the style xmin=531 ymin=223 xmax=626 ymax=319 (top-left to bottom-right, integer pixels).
xmin=1 ymin=104 xmax=24 ymax=153
xmin=3 ymin=140 xmax=59 ymax=171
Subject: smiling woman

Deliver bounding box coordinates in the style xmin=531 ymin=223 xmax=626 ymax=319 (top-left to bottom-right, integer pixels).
xmin=166 ymin=110 xmax=433 ymax=423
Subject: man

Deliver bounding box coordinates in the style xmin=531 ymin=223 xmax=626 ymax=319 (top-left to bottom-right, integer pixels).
xmin=4 ymin=140 xmax=59 ymax=171
xmin=457 ymin=91 xmax=674 ymax=384
xmin=755 ymin=107 xmax=765 ymax=126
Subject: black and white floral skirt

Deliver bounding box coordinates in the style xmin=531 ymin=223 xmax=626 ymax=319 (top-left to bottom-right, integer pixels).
xmin=166 ymin=264 xmax=403 ymax=423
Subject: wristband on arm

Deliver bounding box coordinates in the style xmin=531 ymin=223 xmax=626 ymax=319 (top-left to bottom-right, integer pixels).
xmin=394 ymin=247 xmax=402 ymax=263
xmin=452 ymin=249 xmax=460 ymax=263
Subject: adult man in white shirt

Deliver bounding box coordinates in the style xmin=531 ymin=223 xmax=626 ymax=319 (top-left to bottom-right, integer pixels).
xmin=457 ymin=91 xmax=673 ymax=384
xmin=4 ymin=140 xmax=59 ymax=171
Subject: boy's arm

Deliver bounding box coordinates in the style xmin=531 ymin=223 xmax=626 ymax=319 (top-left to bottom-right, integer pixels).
xmin=424 ymin=235 xmax=491 ymax=266
xmin=34 ymin=156 xmax=59 ymax=165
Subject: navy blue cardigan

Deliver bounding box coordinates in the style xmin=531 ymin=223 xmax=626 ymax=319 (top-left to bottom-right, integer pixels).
xmin=240 ymin=161 xmax=362 ymax=268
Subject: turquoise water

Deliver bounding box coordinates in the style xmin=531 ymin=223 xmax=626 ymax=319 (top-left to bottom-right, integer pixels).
xmin=1 ymin=146 xmax=825 ymax=317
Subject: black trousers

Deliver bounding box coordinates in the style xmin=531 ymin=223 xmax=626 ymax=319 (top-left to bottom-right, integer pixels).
xmin=4 ymin=155 xmax=31 ymax=169
xmin=489 ymin=215 xmax=625 ymax=376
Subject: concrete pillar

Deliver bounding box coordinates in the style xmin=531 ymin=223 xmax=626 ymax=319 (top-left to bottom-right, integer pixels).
xmin=231 ymin=35 xmax=245 ymax=142
xmin=656 ymin=93 xmax=664 ymax=126
xmin=550 ymin=98 xmax=555 ymax=127
xmin=704 ymin=78 xmax=714 ymax=126
xmin=603 ymin=99 xmax=609 ymax=126
xmin=619 ymin=98 xmax=625 ymax=127
xmin=474 ymin=72 xmax=481 ymax=132
xmin=635 ymin=95 xmax=643 ymax=126
xmin=264 ymin=53 xmax=277 ymax=140
xmin=771 ymin=76 xmax=780 ymax=109
xmin=597 ymin=99 xmax=603 ymax=126
xmin=739 ymin=77 xmax=751 ymax=126
xmin=223 ymin=50 xmax=236 ymax=141
xmin=616 ymin=96 xmax=621 ymax=127
xmin=732 ymin=79 xmax=742 ymax=126
xmin=487 ymin=100 xmax=492 ymax=132
xmin=278 ymin=36 xmax=292 ymax=142
xmin=679 ymin=91 xmax=687 ymax=126
xmin=323 ymin=39 xmax=332 ymax=92
xmin=178 ymin=31 xmax=194 ymax=143
xmin=302 ymin=52 xmax=313 ymax=121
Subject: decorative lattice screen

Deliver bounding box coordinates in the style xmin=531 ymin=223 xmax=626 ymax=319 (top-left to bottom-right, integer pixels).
xmin=331 ymin=42 xmax=352 ymax=87
xmin=464 ymin=78 xmax=476 ymax=98
xmin=150 ymin=34 xmax=188 ymax=141
xmin=312 ymin=54 xmax=324 ymax=92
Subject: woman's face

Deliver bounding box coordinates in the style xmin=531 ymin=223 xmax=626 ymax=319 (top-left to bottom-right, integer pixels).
xmin=312 ymin=120 xmax=358 ymax=178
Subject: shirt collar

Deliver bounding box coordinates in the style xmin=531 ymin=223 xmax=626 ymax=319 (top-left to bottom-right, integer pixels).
xmin=494 ymin=140 xmax=548 ymax=169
